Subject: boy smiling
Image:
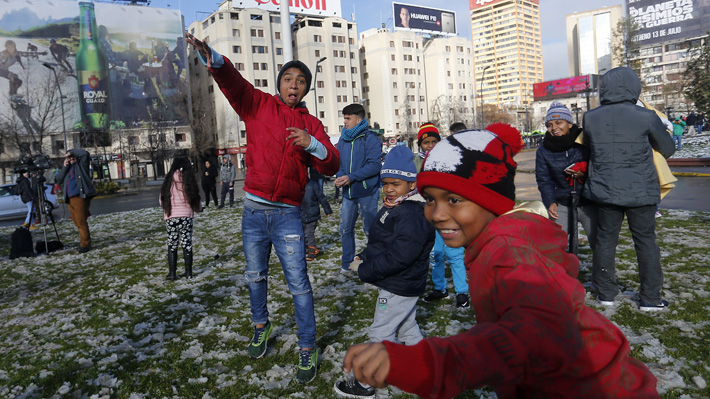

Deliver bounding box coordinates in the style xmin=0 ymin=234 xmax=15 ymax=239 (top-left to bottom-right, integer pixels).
xmin=341 ymin=125 xmax=659 ymax=399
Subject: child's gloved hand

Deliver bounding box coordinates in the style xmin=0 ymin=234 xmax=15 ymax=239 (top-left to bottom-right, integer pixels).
xmin=350 ymin=257 xmax=363 ymax=272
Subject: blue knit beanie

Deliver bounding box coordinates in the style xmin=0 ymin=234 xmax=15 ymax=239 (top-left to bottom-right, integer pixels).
xmin=381 ymin=146 xmax=417 ymax=182
xmin=545 ymin=101 xmax=573 ymax=124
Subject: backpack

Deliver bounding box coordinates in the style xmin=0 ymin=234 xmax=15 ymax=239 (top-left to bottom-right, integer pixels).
xmin=10 ymin=227 xmax=34 ymax=259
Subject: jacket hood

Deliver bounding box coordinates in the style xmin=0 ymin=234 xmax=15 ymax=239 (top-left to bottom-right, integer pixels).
xmin=466 ymin=211 xmax=578 ymax=278
xmin=599 ymin=67 xmax=641 ymax=105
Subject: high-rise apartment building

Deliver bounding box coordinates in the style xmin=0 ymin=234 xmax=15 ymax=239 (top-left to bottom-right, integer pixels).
xmin=422 ymin=36 xmax=477 ymax=130
xmin=187 ymin=0 xmax=358 ymax=160
xmin=470 ymin=0 xmax=543 ymax=107
xmin=292 ymin=15 xmax=361 ymax=134
xmin=359 ymin=29 xmax=476 ymax=140
xmin=359 ymin=29 xmax=428 ymax=141
xmin=566 ymin=5 xmax=623 ymax=77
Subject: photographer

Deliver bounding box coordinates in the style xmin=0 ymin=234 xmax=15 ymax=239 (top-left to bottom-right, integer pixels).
xmin=16 ymin=170 xmax=35 ymax=229
xmin=55 ymin=149 xmax=96 ymax=253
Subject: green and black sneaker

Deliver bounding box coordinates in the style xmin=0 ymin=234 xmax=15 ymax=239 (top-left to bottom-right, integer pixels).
xmin=247 ymin=321 xmax=273 ymax=359
xmin=295 ymin=347 xmax=319 ymax=384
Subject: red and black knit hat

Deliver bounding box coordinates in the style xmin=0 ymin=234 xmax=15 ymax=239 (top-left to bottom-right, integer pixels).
xmin=417 ymin=123 xmax=523 ymax=216
xmin=417 ymin=123 xmax=441 ymax=146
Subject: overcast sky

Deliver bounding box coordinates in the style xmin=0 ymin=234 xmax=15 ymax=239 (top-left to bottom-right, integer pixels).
xmin=151 ymin=0 xmax=626 ymax=81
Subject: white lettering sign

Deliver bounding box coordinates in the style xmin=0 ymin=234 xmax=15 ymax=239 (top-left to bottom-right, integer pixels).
xmin=248 ymin=0 xmax=342 ymax=17
xmin=629 ymin=0 xmax=694 ymax=29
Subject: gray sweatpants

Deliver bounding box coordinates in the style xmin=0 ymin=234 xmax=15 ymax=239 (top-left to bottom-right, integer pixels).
xmin=368 ymin=288 xmax=423 ymax=345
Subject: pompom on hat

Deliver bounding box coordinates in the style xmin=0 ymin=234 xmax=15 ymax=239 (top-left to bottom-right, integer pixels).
xmin=417 ymin=123 xmax=441 ymax=146
xmin=417 ymin=123 xmax=523 ymax=216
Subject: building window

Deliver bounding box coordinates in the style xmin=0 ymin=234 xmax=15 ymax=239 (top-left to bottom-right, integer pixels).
xmin=319 ymin=111 xmax=325 ymax=118
xmin=175 ymin=133 xmax=186 ymax=142
xmin=252 ymin=46 xmax=268 ymax=54
xmin=254 ymin=79 xmax=268 ymax=87
xmin=349 ymin=38 xmax=354 ymax=44
xmin=317 ymin=81 xmax=325 ymax=88
xmin=235 ymin=63 xmax=244 ymax=70
xmin=393 ymin=82 xmax=398 ymax=88
xmin=352 ymin=81 xmax=356 ymax=88
xmin=270 ymin=15 xmax=281 ymax=23
xmin=231 ymin=12 xmax=239 ymax=20
xmin=251 ymin=28 xmax=264 ymax=37
xmin=391 ymin=68 xmax=397 ymax=75
xmin=318 ymin=96 xmax=324 ymax=104
xmin=276 ymin=48 xmax=282 ymax=55
xmin=391 ymin=54 xmax=395 ymax=61
xmin=390 ymin=41 xmax=395 ymax=47
xmin=275 ymin=32 xmax=281 ymax=39
xmin=232 ymin=29 xmax=240 ymax=37
xmin=208 ymin=85 xmax=214 ymax=93
xmin=250 ymin=14 xmax=263 ymax=20
xmin=314 ymin=35 xmax=322 ymax=42
xmin=233 ymin=45 xmax=241 ymax=53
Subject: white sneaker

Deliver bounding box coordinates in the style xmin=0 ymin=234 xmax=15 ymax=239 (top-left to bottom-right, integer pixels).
xmin=596 ymin=296 xmax=615 ymax=306
xmin=655 ymin=211 xmax=662 ymax=218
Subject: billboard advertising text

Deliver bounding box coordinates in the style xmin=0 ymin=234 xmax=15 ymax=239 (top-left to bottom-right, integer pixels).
xmin=628 ymin=0 xmax=710 ymax=46
xmin=470 ymin=0 xmax=539 ymax=10
xmin=0 ymin=0 xmax=188 ymax=136
xmin=248 ymin=0 xmax=342 ymax=17
xmin=533 ymin=75 xmax=591 ymax=101
xmin=393 ymin=3 xmax=457 ymax=35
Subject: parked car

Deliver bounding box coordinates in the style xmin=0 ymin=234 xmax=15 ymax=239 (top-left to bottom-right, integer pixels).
xmin=0 ymin=183 xmax=59 ymax=219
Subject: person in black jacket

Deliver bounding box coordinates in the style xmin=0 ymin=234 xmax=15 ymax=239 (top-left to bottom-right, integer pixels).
xmin=301 ymin=167 xmax=332 ymax=261
xmin=16 ymin=170 xmax=35 ymax=228
xmin=535 ymin=102 xmax=597 ymax=252
xmin=582 ymin=67 xmax=675 ymax=311
xmin=201 ymin=160 xmax=218 ymax=208
xmin=334 ymin=146 xmax=434 ymax=399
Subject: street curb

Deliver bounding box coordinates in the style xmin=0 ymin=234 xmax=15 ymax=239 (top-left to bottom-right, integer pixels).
xmin=58 ymin=190 xmax=140 ymax=203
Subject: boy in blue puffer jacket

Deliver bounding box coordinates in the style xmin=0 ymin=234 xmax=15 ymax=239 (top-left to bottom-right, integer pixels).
xmin=334 ymin=146 xmax=435 ymax=399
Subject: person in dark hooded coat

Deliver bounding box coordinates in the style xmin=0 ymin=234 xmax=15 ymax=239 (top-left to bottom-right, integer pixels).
xmin=582 ymin=67 xmax=675 ymax=311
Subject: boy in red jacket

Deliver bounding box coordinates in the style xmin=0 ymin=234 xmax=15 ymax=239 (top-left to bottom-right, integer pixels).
xmin=341 ymin=125 xmax=659 ymax=399
xmin=186 ymin=34 xmax=339 ymax=384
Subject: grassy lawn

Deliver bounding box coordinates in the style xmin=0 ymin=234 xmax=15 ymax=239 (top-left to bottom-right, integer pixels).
xmin=0 ymin=192 xmax=708 ymax=398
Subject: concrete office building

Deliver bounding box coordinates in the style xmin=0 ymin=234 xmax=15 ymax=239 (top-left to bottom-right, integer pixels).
xmin=566 ymin=5 xmax=623 ymax=77
xmin=292 ymin=15 xmax=361 ymax=135
xmin=187 ymin=0 xmax=358 ymax=162
xmin=359 ymin=28 xmax=428 ymax=142
xmin=470 ymin=0 xmax=544 ymax=107
xmin=423 ymin=36 xmax=478 ymax=131
xmin=358 ymin=29 xmax=476 ymax=141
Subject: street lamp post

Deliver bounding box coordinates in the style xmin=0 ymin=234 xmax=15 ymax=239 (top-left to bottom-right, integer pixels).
xmin=313 ymin=56 xmax=327 ymax=118
xmin=480 ymin=65 xmax=491 ymax=129
xmin=41 ymin=62 xmax=68 ymax=150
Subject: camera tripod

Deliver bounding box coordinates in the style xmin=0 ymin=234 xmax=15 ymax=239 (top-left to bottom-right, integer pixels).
xmin=28 ymin=171 xmax=62 ymax=253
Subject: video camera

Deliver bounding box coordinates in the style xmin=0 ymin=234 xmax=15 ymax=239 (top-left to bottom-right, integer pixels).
xmin=13 ymin=153 xmax=52 ymax=174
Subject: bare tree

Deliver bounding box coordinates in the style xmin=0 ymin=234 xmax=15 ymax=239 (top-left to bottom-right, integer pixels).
xmin=399 ymin=91 xmax=416 ymax=149
xmin=612 ymin=16 xmax=643 ymax=76
xmin=188 ymin=86 xmax=216 ymax=159
xmin=0 ymin=68 xmax=71 ymax=158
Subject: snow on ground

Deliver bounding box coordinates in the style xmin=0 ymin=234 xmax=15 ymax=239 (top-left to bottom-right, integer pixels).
xmin=0 ymin=187 xmax=709 ymax=398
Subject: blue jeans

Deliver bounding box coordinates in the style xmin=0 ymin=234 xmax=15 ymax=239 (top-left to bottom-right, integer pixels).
xmin=242 ymin=206 xmax=316 ymax=349
xmin=673 ymin=135 xmax=682 ymax=149
xmin=339 ymin=190 xmax=380 ymax=269
xmin=430 ymin=231 xmax=468 ymax=294
xmin=24 ymin=201 xmax=33 ymax=225
xmin=696 ymin=124 xmax=703 ymax=134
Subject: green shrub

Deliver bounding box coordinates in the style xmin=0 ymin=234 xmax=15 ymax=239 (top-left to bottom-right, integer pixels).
xmin=94 ymin=180 xmax=119 ymax=195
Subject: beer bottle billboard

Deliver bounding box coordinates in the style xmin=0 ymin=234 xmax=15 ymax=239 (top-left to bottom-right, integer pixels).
xmin=76 ymin=2 xmax=110 ymax=129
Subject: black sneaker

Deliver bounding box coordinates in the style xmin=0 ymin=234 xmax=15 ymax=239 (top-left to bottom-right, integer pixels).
xmin=639 ymin=299 xmax=669 ymax=311
xmin=295 ymin=347 xmax=319 ymax=383
xmin=334 ymin=377 xmax=376 ymax=398
xmin=248 ymin=321 xmax=273 ymax=359
xmin=456 ymin=293 xmax=470 ymax=308
xmin=423 ymin=289 xmax=448 ymax=302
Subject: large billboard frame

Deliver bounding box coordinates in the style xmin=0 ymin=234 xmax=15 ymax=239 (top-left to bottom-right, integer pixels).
xmin=533 ymin=75 xmax=594 ymax=101
xmin=393 ymin=2 xmax=457 ymax=36
xmin=628 ymin=0 xmax=710 ymax=46
xmin=0 ymin=0 xmax=189 ymax=137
